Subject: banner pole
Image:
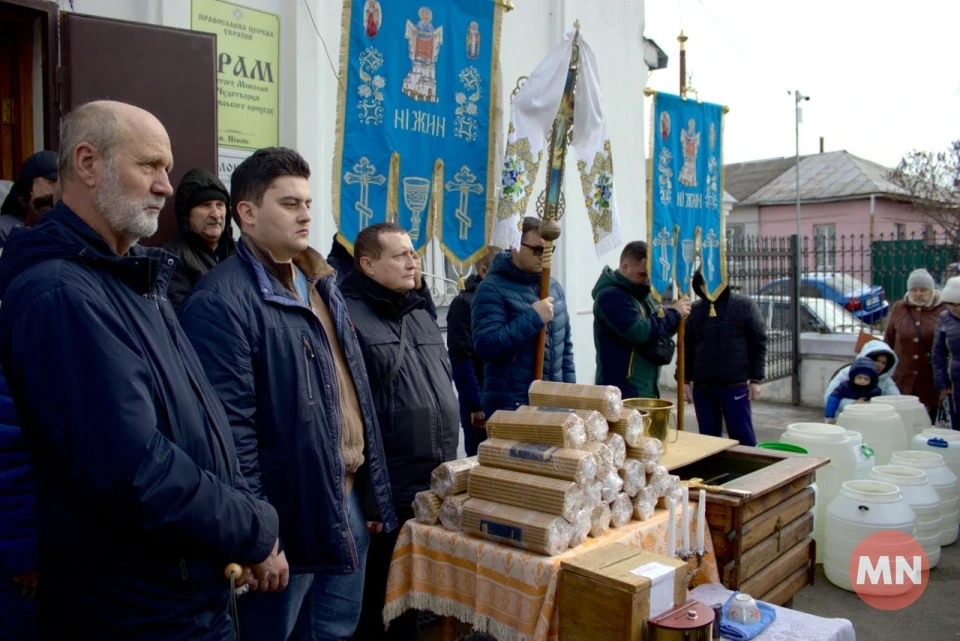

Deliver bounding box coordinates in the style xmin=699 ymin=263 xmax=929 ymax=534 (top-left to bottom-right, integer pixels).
xmin=533 ymin=22 xmax=580 ymax=381
xmin=676 ymin=29 xmax=688 ymax=431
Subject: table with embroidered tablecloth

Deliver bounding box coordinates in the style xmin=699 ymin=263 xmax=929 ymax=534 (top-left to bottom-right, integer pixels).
xmin=383 ymin=504 xmax=719 ymax=641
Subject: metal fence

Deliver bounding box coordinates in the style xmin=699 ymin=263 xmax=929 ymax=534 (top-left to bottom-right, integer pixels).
xmin=726 ymin=230 xmax=958 ymax=393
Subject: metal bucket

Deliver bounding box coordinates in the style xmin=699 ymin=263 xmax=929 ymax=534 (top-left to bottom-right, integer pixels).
xmin=623 ymin=398 xmax=677 ymax=449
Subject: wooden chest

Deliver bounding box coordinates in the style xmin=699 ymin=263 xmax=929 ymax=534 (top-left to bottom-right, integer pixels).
xmin=559 ymin=544 xmax=688 ymax=641
xmin=673 ymin=446 xmax=828 ymax=606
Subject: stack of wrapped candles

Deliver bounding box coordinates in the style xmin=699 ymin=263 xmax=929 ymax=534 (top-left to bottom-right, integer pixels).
xmin=411 ymin=382 xmax=707 ymax=558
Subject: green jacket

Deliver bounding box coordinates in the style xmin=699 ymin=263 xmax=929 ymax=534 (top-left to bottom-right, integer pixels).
xmin=592 ymin=266 xmax=682 ymax=399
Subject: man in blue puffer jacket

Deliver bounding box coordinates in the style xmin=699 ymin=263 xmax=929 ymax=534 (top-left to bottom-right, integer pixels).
xmin=0 ymin=369 xmax=37 ymax=641
xmin=472 ymin=217 xmax=575 ymax=417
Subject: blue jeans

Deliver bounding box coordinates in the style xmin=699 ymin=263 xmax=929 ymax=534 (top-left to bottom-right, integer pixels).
xmin=237 ymin=488 xmax=370 ymax=641
xmin=692 ymin=384 xmax=758 ymax=446
xmin=461 ymin=410 xmax=487 ymax=457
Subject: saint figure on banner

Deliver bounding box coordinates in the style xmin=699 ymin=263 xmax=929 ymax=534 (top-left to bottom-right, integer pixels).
xmin=364 ymin=0 xmax=382 ymax=38
xmin=403 ymin=7 xmax=444 ymax=103
xmin=679 ymin=118 xmax=700 ymax=188
xmin=466 ymin=21 xmax=480 ymax=59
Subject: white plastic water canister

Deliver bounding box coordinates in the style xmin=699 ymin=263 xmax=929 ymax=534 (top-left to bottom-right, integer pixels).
xmin=781 ymin=423 xmax=860 ymax=562
xmin=845 ymin=430 xmax=876 ymax=479
xmin=869 ymin=465 xmax=941 ymax=568
xmin=891 ymin=450 xmax=960 ymax=546
xmin=824 ymin=480 xmax=917 ymax=592
xmin=879 ymin=395 xmax=931 ymax=439
xmin=837 ymin=403 xmax=908 ymax=470
xmin=911 ymin=428 xmax=960 ymax=481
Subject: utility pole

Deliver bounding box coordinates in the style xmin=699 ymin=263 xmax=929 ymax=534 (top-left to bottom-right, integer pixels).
xmin=790 ymin=90 xmax=809 ymax=406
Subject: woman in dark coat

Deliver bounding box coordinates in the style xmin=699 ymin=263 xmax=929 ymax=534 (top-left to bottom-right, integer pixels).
xmin=933 ymin=277 xmax=960 ymax=427
xmin=885 ymin=269 xmax=946 ymax=420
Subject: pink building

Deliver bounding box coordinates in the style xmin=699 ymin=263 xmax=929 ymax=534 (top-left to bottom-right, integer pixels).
xmin=725 ymin=150 xmax=933 ymax=278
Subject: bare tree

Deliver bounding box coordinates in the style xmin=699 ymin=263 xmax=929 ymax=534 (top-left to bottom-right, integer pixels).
xmin=888 ymin=140 xmax=960 ymax=247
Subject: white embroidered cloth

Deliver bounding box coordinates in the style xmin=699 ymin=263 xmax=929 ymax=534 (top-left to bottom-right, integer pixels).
xmin=493 ymin=30 xmax=620 ymax=256
xmin=689 ymin=583 xmax=856 ymax=641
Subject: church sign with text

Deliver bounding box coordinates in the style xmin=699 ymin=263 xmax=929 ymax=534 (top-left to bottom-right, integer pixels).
xmin=192 ymin=0 xmax=280 ymax=150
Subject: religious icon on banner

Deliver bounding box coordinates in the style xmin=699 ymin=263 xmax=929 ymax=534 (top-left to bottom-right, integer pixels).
xmin=660 ymin=111 xmax=671 ymax=141
xmin=647 ymin=91 xmax=727 ymax=304
xmin=466 ymin=21 xmax=481 ymax=59
xmin=364 ymin=0 xmax=382 ymax=38
xmin=402 ymin=7 xmax=443 ymax=102
xmin=335 ymin=0 xmax=502 ymax=263
xmin=679 ymin=118 xmax=700 ymax=188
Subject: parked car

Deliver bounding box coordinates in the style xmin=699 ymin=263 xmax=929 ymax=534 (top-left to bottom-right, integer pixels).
xmin=753 ymin=295 xmax=879 ymax=336
xmin=755 ymin=273 xmax=889 ymax=324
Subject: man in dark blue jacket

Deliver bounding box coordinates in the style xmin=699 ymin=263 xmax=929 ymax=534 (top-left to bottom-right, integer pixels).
xmin=472 ymin=217 xmax=575 ymax=417
xmin=447 ymin=247 xmax=496 ymax=455
xmin=0 ymin=100 xmax=282 ymax=640
xmin=180 ymin=148 xmax=397 ymax=640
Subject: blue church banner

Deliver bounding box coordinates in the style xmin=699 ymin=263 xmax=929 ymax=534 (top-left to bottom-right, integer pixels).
xmin=334 ymin=0 xmax=503 ymax=265
xmin=647 ymin=92 xmax=727 ymax=303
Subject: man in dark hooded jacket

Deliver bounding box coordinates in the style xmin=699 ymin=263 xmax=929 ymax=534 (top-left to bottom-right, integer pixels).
xmin=593 ymin=241 xmax=690 ymax=399
xmin=164 ymin=168 xmax=236 ymax=309
xmin=0 ymin=151 xmax=57 ymax=248
xmin=683 ymin=271 xmax=767 ymax=445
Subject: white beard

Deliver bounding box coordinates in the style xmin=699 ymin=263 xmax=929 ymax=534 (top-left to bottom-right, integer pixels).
xmin=96 ymin=160 xmax=164 ymax=246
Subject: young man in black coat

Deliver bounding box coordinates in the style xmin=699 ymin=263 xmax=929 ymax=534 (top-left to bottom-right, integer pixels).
xmin=683 ymin=271 xmax=768 ymax=445
xmin=447 ymin=246 xmax=496 ymax=455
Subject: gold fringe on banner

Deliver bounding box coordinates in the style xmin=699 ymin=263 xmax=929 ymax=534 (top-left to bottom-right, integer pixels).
xmin=425 ymin=158 xmax=444 ymax=256
xmin=387 ymin=152 xmax=400 ymax=224
xmin=331 ymin=0 xmax=354 ymax=252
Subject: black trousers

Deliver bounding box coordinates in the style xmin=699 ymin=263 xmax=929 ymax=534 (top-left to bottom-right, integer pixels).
xmin=351 ymin=505 xmax=419 ymax=641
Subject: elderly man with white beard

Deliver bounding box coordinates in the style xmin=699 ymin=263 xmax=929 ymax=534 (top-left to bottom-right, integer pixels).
xmin=0 ymin=100 xmax=283 ymax=641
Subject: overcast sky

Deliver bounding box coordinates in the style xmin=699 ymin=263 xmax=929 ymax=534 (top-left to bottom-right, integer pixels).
xmin=643 ymin=0 xmax=960 ymax=168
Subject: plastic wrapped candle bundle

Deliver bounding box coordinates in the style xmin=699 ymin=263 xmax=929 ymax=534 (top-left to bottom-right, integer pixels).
xmin=430 ymin=457 xmax=479 ymax=499
xmin=461 ymin=498 xmax=571 ymax=556
xmin=582 ymin=441 xmax=614 ymax=480
xmin=618 ymin=459 xmax=646 ymax=497
xmin=600 ymin=469 xmax=624 ymax=503
xmin=569 ymin=506 xmax=593 ymax=548
xmin=610 ymin=492 xmax=633 ymax=528
xmin=633 ymin=486 xmax=657 ymax=522
xmin=467 ymin=465 xmax=584 ymax=523
xmin=583 ymin=479 xmax=603 ymax=509
xmin=413 ymin=490 xmax=443 ymax=525
xmin=516 ymin=406 xmax=609 ymax=443
xmin=590 ymin=501 xmax=613 ymax=537
xmin=649 ymin=464 xmax=670 ymax=497
xmin=608 ymin=408 xmax=644 ymax=447
xmin=604 ymin=433 xmax=627 ymax=469
xmin=477 ymin=438 xmax=597 ymax=485
xmin=486 ymin=410 xmax=587 ymax=449
xmin=528 ymin=380 xmax=623 ymax=422
xmin=627 ymin=436 xmax=664 ymax=471
xmin=439 ymin=493 xmax=471 ymax=532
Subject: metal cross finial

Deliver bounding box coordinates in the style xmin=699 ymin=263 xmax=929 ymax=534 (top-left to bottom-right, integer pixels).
xmin=344 ymin=157 xmax=386 ymax=230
